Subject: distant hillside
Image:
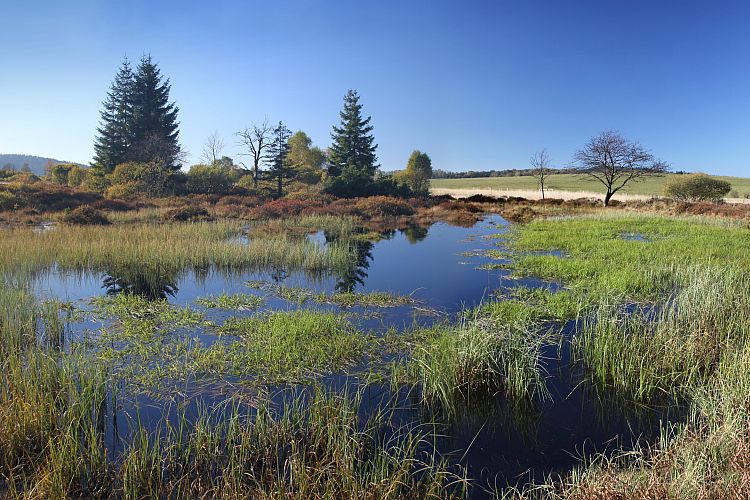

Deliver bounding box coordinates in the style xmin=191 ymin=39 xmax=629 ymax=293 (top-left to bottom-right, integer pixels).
xmin=0 ymin=154 xmax=86 ymax=176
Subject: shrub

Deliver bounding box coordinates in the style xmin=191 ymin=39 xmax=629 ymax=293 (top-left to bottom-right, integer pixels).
xmin=185 ymin=164 xmax=240 ymax=194
xmin=105 ymin=181 xmax=142 ymax=200
xmin=91 ymin=198 xmax=138 ymax=212
xmin=353 ymin=196 xmax=414 ymax=217
xmin=664 ymin=173 xmax=732 ymax=202
xmin=250 ymin=199 xmax=312 ymax=219
xmin=0 ymin=191 xmax=23 ymax=211
xmin=162 ymin=206 xmax=213 ymax=222
xmin=110 ymin=161 xmax=173 ymax=198
xmin=60 ymin=206 xmax=110 ymax=225
xmin=67 ymin=165 xmax=88 ymax=187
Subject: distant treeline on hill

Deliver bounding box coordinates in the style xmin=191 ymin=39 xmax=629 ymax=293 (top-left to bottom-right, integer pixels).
xmin=432 ymin=168 xmax=691 ymax=179
xmin=431 ymin=167 xmax=577 ymax=179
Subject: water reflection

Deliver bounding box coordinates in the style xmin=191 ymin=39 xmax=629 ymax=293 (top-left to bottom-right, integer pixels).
xmin=401 ymin=224 xmax=429 ymax=244
xmin=335 ymin=240 xmax=374 ymax=293
xmin=102 ymin=265 xmax=179 ymax=300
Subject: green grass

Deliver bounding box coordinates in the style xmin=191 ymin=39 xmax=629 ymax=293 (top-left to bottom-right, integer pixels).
xmin=196 ymin=292 xmax=264 ymax=310
xmin=501 ymin=212 xmax=750 ymax=300
xmin=431 ymin=173 xmax=750 ymax=198
xmin=207 ymin=310 xmax=370 ymax=381
xmin=496 ymin=212 xmax=750 ymax=497
xmin=0 ymin=221 xmax=356 ymax=277
xmin=407 ymin=310 xmax=552 ymax=415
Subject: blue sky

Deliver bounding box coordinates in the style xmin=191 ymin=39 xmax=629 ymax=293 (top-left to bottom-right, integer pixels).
xmin=1 ymin=0 xmax=748 ymax=175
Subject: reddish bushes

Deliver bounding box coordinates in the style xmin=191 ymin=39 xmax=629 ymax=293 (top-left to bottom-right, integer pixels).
xmin=163 ymin=206 xmax=213 ymax=222
xmin=91 ymin=198 xmax=139 ymax=212
xmin=351 ymin=196 xmax=415 ymax=217
xmin=60 ymin=206 xmax=110 ymax=225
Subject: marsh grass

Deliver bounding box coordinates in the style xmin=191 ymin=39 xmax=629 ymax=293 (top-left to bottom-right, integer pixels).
xmin=407 ymin=310 xmax=552 ymax=415
xmin=572 ymin=266 xmax=750 ymax=402
xmin=115 ymin=388 xmax=463 ymax=498
xmin=0 ymin=221 xmax=356 ymax=277
xmin=250 ymin=281 xmax=415 ymax=308
xmin=498 ymin=213 xmax=750 ymax=497
xmin=503 ymin=212 xmax=750 ymax=299
xmin=196 ymin=292 xmax=264 ymax=310
xmin=209 ymin=310 xmax=370 ymax=381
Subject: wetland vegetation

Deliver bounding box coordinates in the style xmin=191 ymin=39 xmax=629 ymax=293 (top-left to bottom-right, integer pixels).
xmin=2 ymin=203 xmax=749 ymax=498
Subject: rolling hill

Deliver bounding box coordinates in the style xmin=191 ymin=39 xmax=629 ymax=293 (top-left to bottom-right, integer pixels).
xmin=0 ymin=154 xmax=86 ymax=176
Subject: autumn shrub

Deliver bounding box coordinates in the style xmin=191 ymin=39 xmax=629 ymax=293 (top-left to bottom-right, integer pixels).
xmin=250 ymin=199 xmax=313 ymax=219
xmin=215 ymin=195 xmax=265 ymax=208
xmin=352 ymin=196 xmax=414 ymax=217
xmin=91 ymin=198 xmax=139 ymax=212
xmin=0 ymin=191 xmax=23 ymax=211
xmin=105 ymin=181 xmax=142 ymax=200
xmin=162 ymin=206 xmax=213 ymax=222
xmin=60 ymin=206 xmax=110 ymax=225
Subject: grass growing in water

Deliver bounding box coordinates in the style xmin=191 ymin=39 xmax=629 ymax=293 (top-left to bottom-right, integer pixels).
xmin=573 ymin=266 xmax=750 ymax=402
xmin=0 ymin=221 xmax=355 ymax=277
xmin=206 ymin=310 xmax=370 ymax=381
xmin=497 ymin=213 xmax=750 ymax=497
xmin=407 ymin=310 xmax=552 ymax=415
xmin=196 ymin=292 xmax=264 ymax=310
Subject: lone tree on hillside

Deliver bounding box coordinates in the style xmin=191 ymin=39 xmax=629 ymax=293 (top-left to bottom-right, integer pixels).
xmin=574 ymin=130 xmax=668 ymax=207
xmin=236 ymin=119 xmax=274 ymax=188
xmin=530 ymin=149 xmax=551 ymax=199
xmin=325 ymin=90 xmax=378 ymax=197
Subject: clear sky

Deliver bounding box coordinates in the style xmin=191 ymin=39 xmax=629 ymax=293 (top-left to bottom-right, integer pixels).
xmin=1 ymin=0 xmax=748 ymax=175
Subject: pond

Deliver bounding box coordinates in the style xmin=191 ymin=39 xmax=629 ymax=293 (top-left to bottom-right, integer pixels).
xmin=29 ymin=215 xmax=682 ymax=495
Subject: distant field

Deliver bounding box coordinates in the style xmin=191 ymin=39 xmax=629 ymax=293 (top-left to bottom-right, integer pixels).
xmin=431 ymin=173 xmax=750 ymax=199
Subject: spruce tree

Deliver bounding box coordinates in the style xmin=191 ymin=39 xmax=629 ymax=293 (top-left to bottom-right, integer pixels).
xmin=92 ymin=58 xmax=134 ymax=174
xmin=129 ymin=55 xmax=181 ymax=169
xmin=266 ymin=121 xmax=292 ymax=198
xmin=327 ymin=90 xmax=378 ymax=179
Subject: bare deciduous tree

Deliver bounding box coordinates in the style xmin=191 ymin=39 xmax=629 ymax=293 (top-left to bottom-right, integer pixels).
xmin=201 ymin=131 xmax=224 ymax=166
xmin=574 ymin=130 xmax=669 ymax=207
xmin=236 ymin=119 xmax=274 ymax=188
xmin=530 ymin=149 xmax=551 ymax=199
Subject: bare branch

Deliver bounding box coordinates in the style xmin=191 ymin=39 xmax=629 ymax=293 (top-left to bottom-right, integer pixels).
xmin=530 ymin=149 xmax=551 ymax=199
xmin=574 ymin=130 xmax=669 ymax=206
xmin=235 ymin=118 xmax=274 ymax=188
xmin=201 ymin=131 xmax=225 ymax=166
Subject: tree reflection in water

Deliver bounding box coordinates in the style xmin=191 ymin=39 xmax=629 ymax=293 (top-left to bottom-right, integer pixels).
xmin=102 ymin=265 xmax=179 ymax=300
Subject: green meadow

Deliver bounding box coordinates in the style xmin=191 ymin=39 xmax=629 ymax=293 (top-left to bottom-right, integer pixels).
xmin=431 ymin=173 xmax=750 ymax=198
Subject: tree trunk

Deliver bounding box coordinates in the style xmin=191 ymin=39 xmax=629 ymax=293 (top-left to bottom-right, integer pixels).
xmin=604 ymin=191 xmax=613 ymax=207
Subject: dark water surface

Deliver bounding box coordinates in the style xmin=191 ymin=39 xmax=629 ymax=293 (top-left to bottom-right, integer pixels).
xmin=31 ymin=216 xmax=681 ymax=495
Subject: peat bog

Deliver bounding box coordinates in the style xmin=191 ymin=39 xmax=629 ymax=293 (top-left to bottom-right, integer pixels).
xmin=2 ymin=210 xmax=748 ymax=497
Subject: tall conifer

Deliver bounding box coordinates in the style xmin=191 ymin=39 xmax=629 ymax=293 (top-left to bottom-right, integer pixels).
xmin=327 ymin=90 xmax=378 ymax=179
xmin=129 ymin=55 xmax=181 ymax=169
xmin=92 ymin=58 xmax=134 ymax=174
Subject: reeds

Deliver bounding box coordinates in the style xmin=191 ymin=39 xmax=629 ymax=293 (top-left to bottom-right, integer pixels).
xmin=0 ymin=221 xmax=356 ymax=277
xmin=409 ymin=309 xmax=551 ymax=415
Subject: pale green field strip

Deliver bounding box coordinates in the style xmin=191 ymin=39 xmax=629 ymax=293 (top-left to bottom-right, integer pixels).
xmin=431 ymin=173 xmax=750 ymax=198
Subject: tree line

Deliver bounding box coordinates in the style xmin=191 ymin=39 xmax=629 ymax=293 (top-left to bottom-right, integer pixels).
xmin=82 ymin=58 xmax=432 ymax=199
